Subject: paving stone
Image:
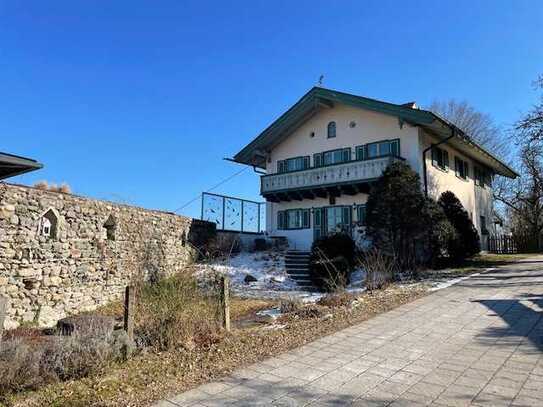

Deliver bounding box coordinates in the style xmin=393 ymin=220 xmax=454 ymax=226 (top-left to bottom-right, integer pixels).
xmin=154 ymin=256 xmax=543 ymax=407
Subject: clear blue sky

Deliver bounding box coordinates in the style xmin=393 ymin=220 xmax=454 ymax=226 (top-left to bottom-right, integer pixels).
xmin=2 ymin=1 xmax=542 ymax=218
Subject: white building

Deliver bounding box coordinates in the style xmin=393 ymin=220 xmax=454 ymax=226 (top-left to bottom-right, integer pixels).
xmin=233 ymin=87 xmax=518 ymax=250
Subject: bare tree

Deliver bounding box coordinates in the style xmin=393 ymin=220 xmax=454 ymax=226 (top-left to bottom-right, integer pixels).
xmin=516 ymin=75 xmax=543 ymax=144
xmin=428 ymin=100 xmax=508 ymax=159
xmin=493 ymin=75 xmax=543 ymax=249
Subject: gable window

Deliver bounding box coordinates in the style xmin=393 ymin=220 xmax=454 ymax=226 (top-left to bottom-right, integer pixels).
xmin=277 ymin=156 xmax=310 ymax=173
xmin=314 ymin=148 xmax=351 ymax=167
xmin=277 ymin=209 xmax=310 ymax=230
xmin=455 ymin=157 xmax=469 ymax=180
xmin=327 ymin=121 xmax=336 ymax=138
xmin=365 ymin=139 xmax=400 ymax=159
xmin=431 ymin=147 xmax=449 ymax=171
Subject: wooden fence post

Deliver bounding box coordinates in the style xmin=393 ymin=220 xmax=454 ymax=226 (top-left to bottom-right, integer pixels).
xmin=220 ymin=276 xmax=230 ymax=332
xmin=0 ymin=296 xmax=7 ymax=337
xmin=123 ymin=285 xmax=135 ymax=358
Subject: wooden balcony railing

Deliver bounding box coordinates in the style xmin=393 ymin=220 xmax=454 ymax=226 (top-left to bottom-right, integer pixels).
xmin=261 ymin=156 xmax=403 ymax=197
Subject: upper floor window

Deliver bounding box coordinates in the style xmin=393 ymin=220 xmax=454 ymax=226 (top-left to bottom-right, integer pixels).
xmin=455 ymin=157 xmax=469 ymax=180
xmin=432 ymin=146 xmax=449 ymax=171
xmin=359 ymin=139 xmax=400 ymax=160
xmin=327 ymin=121 xmax=336 ymax=138
xmin=474 ymin=166 xmax=492 ymax=187
xmin=277 ymin=156 xmax=310 ymax=173
xmin=314 ymin=148 xmax=351 ymax=167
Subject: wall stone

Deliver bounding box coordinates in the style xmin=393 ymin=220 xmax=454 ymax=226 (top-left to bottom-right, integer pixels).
xmin=0 ymin=182 xmax=215 ymax=329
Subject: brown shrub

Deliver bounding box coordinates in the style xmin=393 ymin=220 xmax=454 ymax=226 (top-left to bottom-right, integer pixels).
xmin=0 ymin=331 xmax=114 ymax=397
xmin=359 ymin=249 xmax=397 ymax=292
xmin=134 ymin=273 xmax=222 ymax=351
xmin=279 ymin=297 xmax=303 ymax=314
xmin=33 ymin=181 xmax=72 ymax=194
xmin=317 ymin=292 xmax=355 ymax=308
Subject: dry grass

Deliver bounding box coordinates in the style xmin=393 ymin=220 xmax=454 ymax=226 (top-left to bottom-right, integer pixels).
xmin=5 ymin=285 xmax=427 ymax=407
xmin=33 ymin=181 xmax=72 ymax=194
xmin=317 ymin=292 xmax=356 ymax=308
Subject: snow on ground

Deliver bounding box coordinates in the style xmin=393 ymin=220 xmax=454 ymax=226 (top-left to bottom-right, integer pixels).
xmin=194 ymin=250 xmax=488 ymax=301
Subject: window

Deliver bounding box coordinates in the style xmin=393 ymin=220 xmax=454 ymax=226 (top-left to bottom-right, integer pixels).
xmin=326 ymin=206 xmax=351 ymax=234
xmin=356 ymin=205 xmax=367 ymax=226
xmin=480 ymin=215 xmax=488 ymax=235
xmin=314 ymin=148 xmax=351 ymax=167
xmin=364 ymin=139 xmax=400 ymax=159
xmin=277 ymin=156 xmax=310 ymax=173
xmin=327 ymin=121 xmax=336 ymax=138
xmin=455 ymin=157 xmax=469 ymax=180
xmin=38 ymin=209 xmax=59 ymax=239
xmin=277 ymin=209 xmax=310 ymax=230
xmin=431 ymin=147 xmax=449 ymax=171
xmin=103 ymin=215 xmax=116 ymax=241
xmin=474 ymin=166 xmax=492 ymax=187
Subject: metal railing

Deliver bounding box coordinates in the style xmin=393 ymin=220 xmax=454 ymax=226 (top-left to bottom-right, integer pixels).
xmin=201 ymin=192 xmax=265 ymax=234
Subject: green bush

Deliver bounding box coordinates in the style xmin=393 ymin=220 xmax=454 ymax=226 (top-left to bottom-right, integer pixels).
xmin=309 ymin=233 xmax=355 ymax=292
xmin=438 ymin=191 xmax=481 ymax=262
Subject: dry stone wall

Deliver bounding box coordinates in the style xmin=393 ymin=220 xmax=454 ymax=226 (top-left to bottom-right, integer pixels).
xmin=0 ymin=183 xmax=215 ymax=329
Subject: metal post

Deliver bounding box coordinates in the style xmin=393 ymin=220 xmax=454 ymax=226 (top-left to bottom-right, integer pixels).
xmin=240 ymin=200 xmax=244 ymax=233
xmin=221 ymin=197 xmax=225 ymax=231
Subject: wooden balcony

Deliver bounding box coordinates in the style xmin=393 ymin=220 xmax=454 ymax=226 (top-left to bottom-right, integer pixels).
xmin=261 ymin=156 xmax=403 ymax=202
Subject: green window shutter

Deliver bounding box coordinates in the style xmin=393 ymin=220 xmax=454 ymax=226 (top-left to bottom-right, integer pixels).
xmin=431 ymin=148 xmax=438 ymax=166
xmin=313 ymin=153 xmax=322 ymax=167
xmin=342 ymin=206 xmax=351 ymax=225
xmin=357 ymin=205 xmax=366 ymax=225
xmin=391 ymin=139 xmax=400 ymax=156
xmin=356 ymin=145 xmax=364 ymax=161
xmin=303 ymin=156 xmax=310 ymax=169
xmin=302 ymin=209 xmax=310 ymax=228
xmin=464 ymin=162 xmax=469 ymax=178
xmin=277 ymin=211 xmax=285 ymax=230
xmin=443 ymin=150 xmax=449 ymax=170
xmin=343 ymin=148 xmax=351 ymax=162
xmin=454 ymin=157 xmax=460 ymax=177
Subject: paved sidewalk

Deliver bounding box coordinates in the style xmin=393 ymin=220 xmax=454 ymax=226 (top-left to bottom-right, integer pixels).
xmin=157 ymin=256 xmax=543 ymax=406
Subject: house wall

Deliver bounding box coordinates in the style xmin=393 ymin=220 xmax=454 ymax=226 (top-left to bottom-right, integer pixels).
xmin=421 ymin=130 xmax=494 ymax=244
xmin=263 ymin=103 xmax=495 ymax=251
xmin=267 ymin=104 xmax=421 ymax=174
xmin=0 ymin=183 xmax=215 ymax=329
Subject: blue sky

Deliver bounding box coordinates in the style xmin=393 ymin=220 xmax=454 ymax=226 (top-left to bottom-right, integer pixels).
xmin=1 ymin=0 xmax=542 ymax=218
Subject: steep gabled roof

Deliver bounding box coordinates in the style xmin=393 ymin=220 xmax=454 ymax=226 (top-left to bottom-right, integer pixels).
xmin=233 ymin=87 xmax=518 ymax=179
xmin=0 ymin=151 xmax=43 ymax=180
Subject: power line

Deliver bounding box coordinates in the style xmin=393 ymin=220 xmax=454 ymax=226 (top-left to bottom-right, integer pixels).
xmin=172 ymin=165 xmax=250 ymax=213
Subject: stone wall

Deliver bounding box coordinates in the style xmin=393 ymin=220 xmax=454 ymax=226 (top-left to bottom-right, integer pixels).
xmin=0 ymin=183 xmax=215 ymax=329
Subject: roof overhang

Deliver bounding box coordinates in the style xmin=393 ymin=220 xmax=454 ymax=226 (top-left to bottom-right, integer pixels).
xmin=0 ymin=152 xmax=43 ymax=180
xmin=233 ymin=87 xmax=518 ymax=179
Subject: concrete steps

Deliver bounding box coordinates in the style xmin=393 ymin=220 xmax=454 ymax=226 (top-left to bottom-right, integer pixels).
xmin=285 ymin=250 xmax=314 ymax=289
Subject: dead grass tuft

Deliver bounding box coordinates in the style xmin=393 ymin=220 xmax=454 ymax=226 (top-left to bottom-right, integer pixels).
xmin=317 ymin=292 xmax=356 ymax=308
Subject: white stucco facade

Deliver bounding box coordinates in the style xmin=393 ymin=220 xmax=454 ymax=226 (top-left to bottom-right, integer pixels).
xmin=261 ymin=103 xmax=495 ymax=250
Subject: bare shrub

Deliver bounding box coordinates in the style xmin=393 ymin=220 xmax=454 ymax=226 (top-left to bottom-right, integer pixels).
xmin=0 ymin=329 xmax=114 ymax=397
xmin=279 ymin=297 xmax=303 ymax=314
xmin=359 ymin=249 xmax=397 ymax=292
xmin=134 ymin=273 xmax=222 ymax=351
xmin=33 ymin=181 xmax=72 ymax=194
xmin=317 ymin=292 xmax=355 ymax=308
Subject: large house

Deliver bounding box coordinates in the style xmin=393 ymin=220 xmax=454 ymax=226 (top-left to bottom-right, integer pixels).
xmin=233 ymin=87 xmax=518 ymax=250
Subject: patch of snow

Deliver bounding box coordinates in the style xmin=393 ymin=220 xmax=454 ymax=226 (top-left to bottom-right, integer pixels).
xmin=427 ymin=267 xmax=496 ymax=291
xmin=256 ymin=307 xmax=282 ymax=320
